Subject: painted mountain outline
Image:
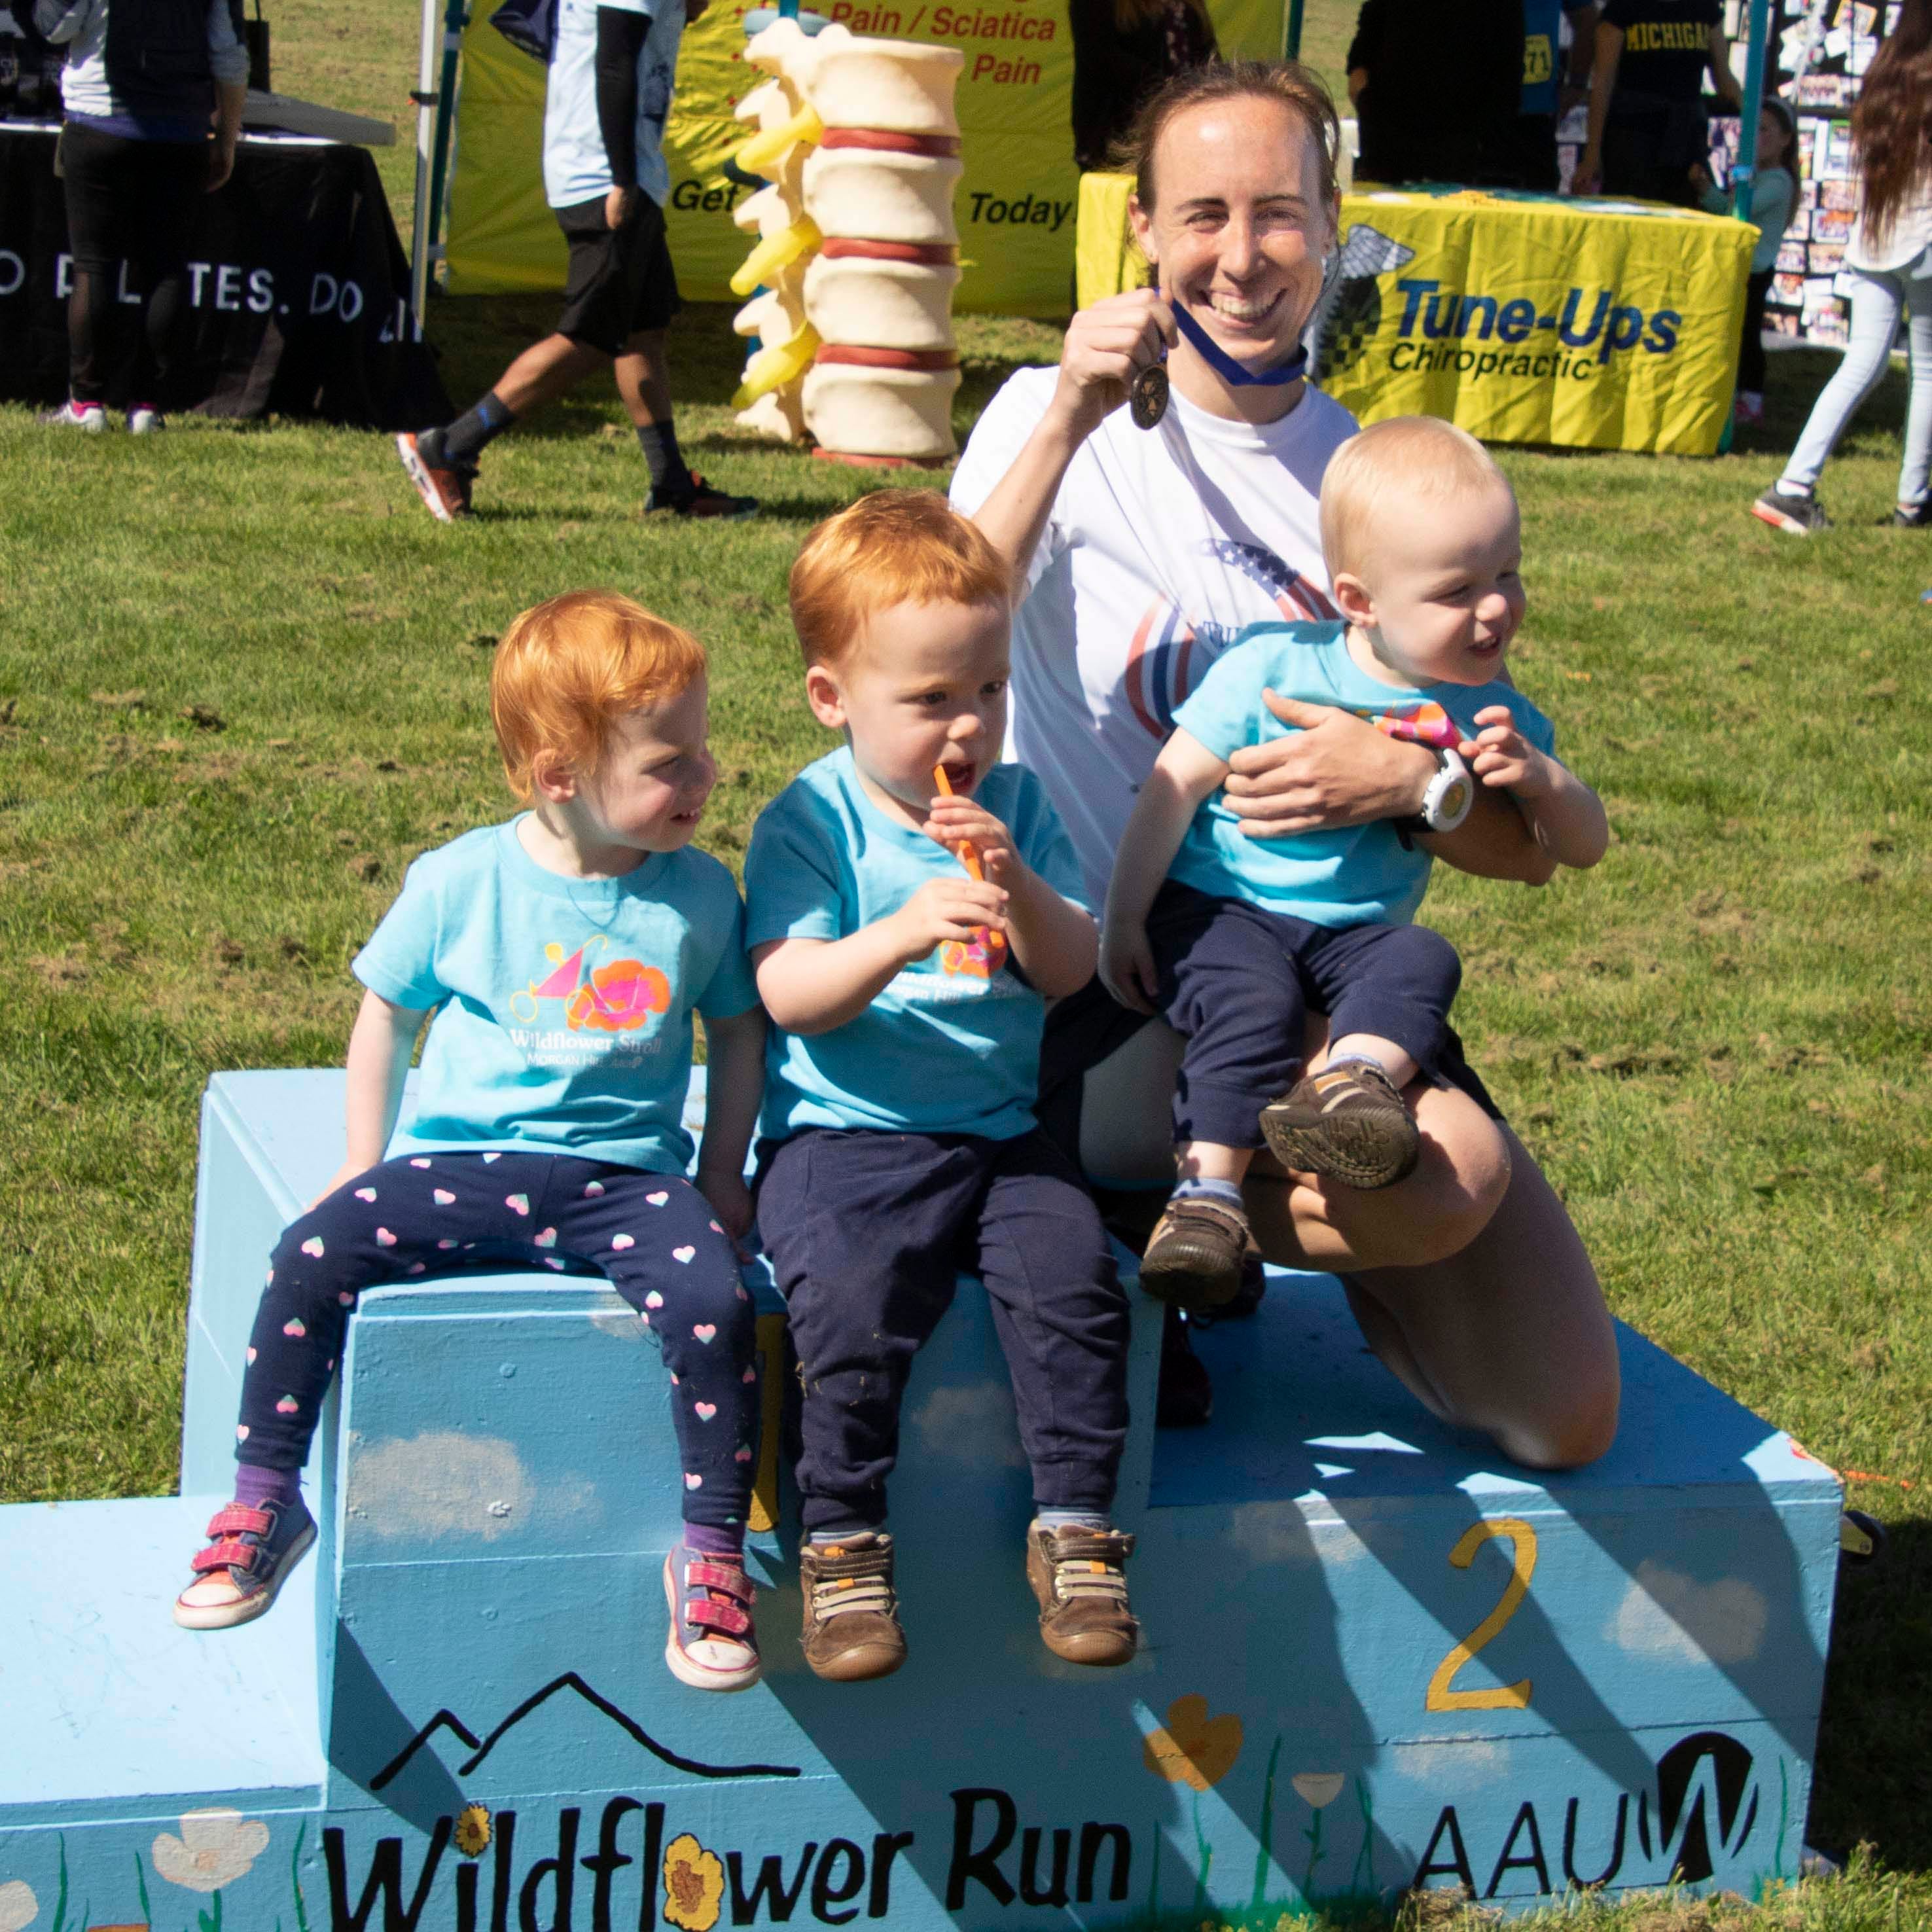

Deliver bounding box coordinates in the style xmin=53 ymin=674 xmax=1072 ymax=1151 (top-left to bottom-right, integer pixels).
xmin=368 ymin=1672 xmax=802 ymax=1790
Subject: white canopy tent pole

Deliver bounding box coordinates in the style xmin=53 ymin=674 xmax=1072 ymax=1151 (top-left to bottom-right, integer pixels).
xmin=409 ymin=0 xmax=438 ymax=338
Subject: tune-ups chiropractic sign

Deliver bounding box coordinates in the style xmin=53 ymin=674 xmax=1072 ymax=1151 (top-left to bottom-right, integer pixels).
xmin=1074 ymin=177 xmax=1756 ymax=454
xmin=1306 ymin=188 xmax=1755 ymax=456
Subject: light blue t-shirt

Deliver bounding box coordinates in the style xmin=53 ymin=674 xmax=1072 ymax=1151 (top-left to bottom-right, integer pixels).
xmin=542 ymin=0 xmax=683 ymax=209
xmin=744 ymin=750 xmax=1089 ymax=1141
xmin=354 ymin=819 xmax=758 ymax=1173
xmin=1170 ymin=621 xmax=1558 ymax=929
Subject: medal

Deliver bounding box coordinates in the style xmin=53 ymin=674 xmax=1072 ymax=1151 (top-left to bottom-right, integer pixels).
xmin=1129 ymin=360 xmax=1170 ymax=431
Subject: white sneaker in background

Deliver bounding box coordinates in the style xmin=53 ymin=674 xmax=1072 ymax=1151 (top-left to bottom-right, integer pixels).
xmin=41 ymin=399 xmax=107 ymax=432
xmin=127 ymin=405 xmax=166 ymax=435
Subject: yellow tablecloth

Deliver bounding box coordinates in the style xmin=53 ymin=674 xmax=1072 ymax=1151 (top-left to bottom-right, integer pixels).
xmin=1075 ymin=175 xmax=1756 ymax=456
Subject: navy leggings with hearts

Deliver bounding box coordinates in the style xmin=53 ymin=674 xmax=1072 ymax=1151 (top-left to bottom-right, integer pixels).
xmin=236 ymin=1152 xmax=759 ymax=1531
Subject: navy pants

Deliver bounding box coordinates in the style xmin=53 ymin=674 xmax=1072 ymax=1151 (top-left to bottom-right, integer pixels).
xmin=237 ymin=1153 xmax=759 ymax=1531
xmin=1148 ymin=881 xmax=1463 ymax=1150
xmin=757 ymin=1128 xmax=1131 ymax=1537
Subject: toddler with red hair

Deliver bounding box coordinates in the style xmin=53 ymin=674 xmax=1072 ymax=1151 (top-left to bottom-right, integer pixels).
xmin=173 ymin=591 xmax=771 ymax=1694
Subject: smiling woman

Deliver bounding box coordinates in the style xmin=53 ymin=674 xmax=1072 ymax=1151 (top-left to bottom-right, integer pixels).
xmin=950 ymin=60 xmax=1621 ymax=1467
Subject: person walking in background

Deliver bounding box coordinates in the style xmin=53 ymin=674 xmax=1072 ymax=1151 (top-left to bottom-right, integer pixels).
xmin=1574 ymin=0 xmax=1742 ymax=202
xmin=33 ymin=0 xmax=248 ymax=433
xmin=1754 ymin=0 xmax=1932 ymax=532
xmin=1496 ymin=0 xmax=1597 ymax=190
xmin=1699 ymin=98 xmax=1796 ymax=427
xmin=396 ymin=0 xmax=755 ymax=522
xmin=1069 ymin=0 xmax=1217 ymax=173
xmin=1346 ymin=0 xmax=1526 ymax=187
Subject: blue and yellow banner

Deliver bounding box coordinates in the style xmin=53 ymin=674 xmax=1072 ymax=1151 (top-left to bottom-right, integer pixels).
xmin=1076 ymin=176 xmax=1756 ymax=454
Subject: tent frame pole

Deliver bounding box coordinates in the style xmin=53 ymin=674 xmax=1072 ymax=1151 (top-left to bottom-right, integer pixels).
xmin=1286 ymin=0 xmax=1303 ymax=60
xmin=408 ymin=0 xmax=438 ymax=337
xmin=407 ymin=0 xmax=471 ymax=338
xmin=1730 ymin=0 xmax=1773 ymax=219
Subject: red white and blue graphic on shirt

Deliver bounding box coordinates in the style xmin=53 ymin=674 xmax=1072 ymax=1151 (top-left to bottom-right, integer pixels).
xmin=1123 ymin=540 xmax=1339 ymax=739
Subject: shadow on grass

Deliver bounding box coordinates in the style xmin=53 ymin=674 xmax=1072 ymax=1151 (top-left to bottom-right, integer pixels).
xmin=1809 ymin=1513 xmax=1932 ymax=1872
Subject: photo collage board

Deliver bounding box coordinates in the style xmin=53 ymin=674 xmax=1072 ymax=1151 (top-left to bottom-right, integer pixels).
xmin=1706 ymin=0 xmax=1900 ymax=348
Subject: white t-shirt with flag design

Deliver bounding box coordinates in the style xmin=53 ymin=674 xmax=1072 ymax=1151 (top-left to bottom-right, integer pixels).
xmin=949 ymin=365 xmax=1358 ymax=906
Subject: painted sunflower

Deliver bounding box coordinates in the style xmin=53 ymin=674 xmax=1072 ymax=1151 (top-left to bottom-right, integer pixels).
xmin=662 ymin=1833 xmax=725 ymax=1932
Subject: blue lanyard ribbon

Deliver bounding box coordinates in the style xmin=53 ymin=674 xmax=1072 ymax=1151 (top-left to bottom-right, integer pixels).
xmin=1168 ymin=296 xmax=1309 ymax=387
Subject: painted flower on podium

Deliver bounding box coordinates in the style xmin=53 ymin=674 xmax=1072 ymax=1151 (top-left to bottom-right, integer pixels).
xmin=1291 ymin=1773 xmax=1345 ymax=1808
xmin=662 ymin=1833 xmax=724 ymax=1932
xmin=1141 ymin=1694 xmax=1243 ymax=1791
xmin=151 ymin=1810 xmax=270 ymax=1893
xmin=0 ymin=1880 xmax=37 ymax=1932
xmin=454 ymin=1806 xmax=492 ymax=1857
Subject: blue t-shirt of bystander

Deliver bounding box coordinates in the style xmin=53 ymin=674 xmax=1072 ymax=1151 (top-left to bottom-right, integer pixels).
xmin=353 ymin=819 xmax=758 ymax=1174
xmin=1169 ymin=620 xmax=1558 ymax=929
xmin=745 ymin=749 xmax=1088 ymax=1142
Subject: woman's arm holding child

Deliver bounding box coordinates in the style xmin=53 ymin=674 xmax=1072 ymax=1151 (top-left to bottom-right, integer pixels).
xmin=754 ymin=871 xmax=1011 ymax=1036
xmin=1463 ymin=706 xmax=1609 ymax=874
xmin=313 ymin=990 xmax=429 ymax=1206
xmin=924 ymin=793 xmax=1098 ymax=997
xmin=694 ymin=1006 xmax=766 ymax=1240
xmin=1100 ymin=728 xmax=1230 ymax=1014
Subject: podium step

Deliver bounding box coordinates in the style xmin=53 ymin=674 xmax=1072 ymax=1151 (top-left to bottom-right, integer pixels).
xmin=0 ymin=1495 xmax=322 ymax=1827
xmin=0 ymin=1069 xmax=1845 ymax=1927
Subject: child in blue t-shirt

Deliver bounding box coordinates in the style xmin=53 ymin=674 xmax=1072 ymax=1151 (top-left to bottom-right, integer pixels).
xmin=175 ymin=592 xmax=770 ymax=1695
xmin=745 ymin=492 xmax=1137 ymax=1685
xmin=1101 ymin=417 xmax=1607 ymax=1310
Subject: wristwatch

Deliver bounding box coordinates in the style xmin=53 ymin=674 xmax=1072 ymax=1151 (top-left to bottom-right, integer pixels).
xmin=1393 ymin=747 xmax=1474 ymax=847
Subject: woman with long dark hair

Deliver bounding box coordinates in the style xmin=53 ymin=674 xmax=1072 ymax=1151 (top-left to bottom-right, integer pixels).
xmin=1755 ymin=0 xmax=1932 ymax=532
xmin=1069 ymin=0 xmax=1217 ymax=174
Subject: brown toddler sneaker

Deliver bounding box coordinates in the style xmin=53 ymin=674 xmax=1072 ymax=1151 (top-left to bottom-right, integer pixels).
xmin=800 ymin=1531 xmax=906 ymax=1682
xmin=1260 ymin=1060 xmax=1420 ymax=1190
xmin=1026 ymin=1522 xmax=1139 ymax=1665
xmin=1137 ymin=1193 xmax=1253 ymax=1310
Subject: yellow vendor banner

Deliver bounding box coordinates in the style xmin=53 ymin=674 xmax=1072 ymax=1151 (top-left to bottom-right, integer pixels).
xmin=445 ymin=0 xmax=1285 ymax=316
xmin=1075 ymin=176 xmax=1756 ymax=455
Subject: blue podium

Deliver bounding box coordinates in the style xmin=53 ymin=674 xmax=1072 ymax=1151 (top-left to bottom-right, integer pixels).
xmin=0 ymin=1070 xmax=1842 ymax=1930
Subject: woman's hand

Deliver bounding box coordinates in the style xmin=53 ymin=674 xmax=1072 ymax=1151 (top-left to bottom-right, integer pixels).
xmin=1221 ymin=692 xmax=1434 ymax=838
xmin=1046 ymin=287 xmax=1176 ymax=442
xmin=1099 ymin=916 xmax=1160 ymax=1016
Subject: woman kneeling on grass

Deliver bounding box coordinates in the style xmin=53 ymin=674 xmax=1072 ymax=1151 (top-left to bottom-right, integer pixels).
xmin=949 ymin=60 xmax=1620 ymax=1465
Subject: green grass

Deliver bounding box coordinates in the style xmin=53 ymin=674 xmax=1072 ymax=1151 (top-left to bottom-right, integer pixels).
xmin=4 ymin=0 xmax=1931 ymax=1923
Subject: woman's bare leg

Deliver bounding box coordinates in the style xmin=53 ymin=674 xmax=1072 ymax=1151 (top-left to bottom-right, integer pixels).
xmin=1079 ymin=1022 xmax=1618 ymax=1468
xmin=1081 ymin=1020 xmax=1513 ymax=1271
xmin=1341 ymin=1127 xmax=1620 ymax=1469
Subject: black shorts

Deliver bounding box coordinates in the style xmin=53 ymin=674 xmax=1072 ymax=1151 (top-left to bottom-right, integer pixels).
xmin=1035 ymin=971 xmax=1505 ymax=1175
xmin=554 ymin=191 xmax=681 ymax=354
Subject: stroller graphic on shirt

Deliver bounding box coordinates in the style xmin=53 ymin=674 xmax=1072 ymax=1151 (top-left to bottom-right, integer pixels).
xmin=508 ymin=937 xmax=671 ymax=1033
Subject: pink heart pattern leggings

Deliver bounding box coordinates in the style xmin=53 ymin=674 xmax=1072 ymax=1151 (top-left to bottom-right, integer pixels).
xmin=234 ymin=1153 xmax=760 ymax=1530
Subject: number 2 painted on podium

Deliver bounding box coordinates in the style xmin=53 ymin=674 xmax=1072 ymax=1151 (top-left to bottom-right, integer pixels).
xmin=1425 ymin=1517 xmax=1539 ymax=1711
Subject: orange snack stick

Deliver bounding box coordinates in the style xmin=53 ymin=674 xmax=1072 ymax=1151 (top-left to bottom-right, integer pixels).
xmin=933 ymin=763 xmax=1006 ymax=960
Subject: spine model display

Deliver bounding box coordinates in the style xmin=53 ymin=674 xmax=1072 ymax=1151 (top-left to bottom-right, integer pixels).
xmin=728 ymin=18 xmax=965 ymax=462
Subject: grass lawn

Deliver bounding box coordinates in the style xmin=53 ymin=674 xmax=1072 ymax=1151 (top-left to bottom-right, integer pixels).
xmin=3 ymin=0 xmax=1929 ymax=1925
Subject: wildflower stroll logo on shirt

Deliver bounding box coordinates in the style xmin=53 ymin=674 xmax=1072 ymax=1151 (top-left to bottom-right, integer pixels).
xmin=505 ymin=937 xmax=671 ymax=1064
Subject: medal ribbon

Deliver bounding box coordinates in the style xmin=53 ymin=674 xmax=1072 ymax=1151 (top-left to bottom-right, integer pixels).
xmin=1167 ymin=296 xmax=1310 ymax=387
